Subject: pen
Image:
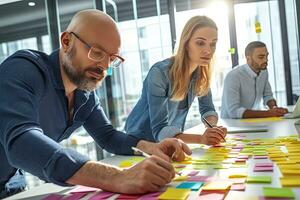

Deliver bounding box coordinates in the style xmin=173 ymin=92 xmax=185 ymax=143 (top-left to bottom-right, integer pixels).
xmin=202 ymin=117 xmax=213 ymax=128
xmin=202 ymin=117 xmax=226 ymax=142
xmin=131 ymin=147 xmax=182 ymax=176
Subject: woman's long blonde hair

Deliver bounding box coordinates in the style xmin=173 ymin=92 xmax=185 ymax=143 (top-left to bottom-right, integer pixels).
xmin=169 ymin=16 xmax=217 ymax=101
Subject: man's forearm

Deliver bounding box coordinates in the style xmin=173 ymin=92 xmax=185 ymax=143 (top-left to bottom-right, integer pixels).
xmin=66 ymin=161 xmax=122 ymax=192
xmin=242 ymin=109 xmax=271 ymax=118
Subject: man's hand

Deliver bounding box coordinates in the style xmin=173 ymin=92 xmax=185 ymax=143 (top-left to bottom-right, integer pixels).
xmin=136 ymin=138 xmax=192 ymax=162
xmin=118 ymin=155 xmax=175 ymax=193
xmin=268 ymin=107 xmax=288 ymax=117
xmin=200 ymin=126 xmax=227 ymax=145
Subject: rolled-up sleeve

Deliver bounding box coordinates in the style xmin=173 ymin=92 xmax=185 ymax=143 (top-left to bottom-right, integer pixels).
xmin=222 ymin=73 xmax=246 ymax=118
xmin=146 ymin=67 xmax=181 ymax=141
xmin=0 ymin=58 xmax=89 ymax=186
xmin=198 ymin=90 xmax=218 ymax=119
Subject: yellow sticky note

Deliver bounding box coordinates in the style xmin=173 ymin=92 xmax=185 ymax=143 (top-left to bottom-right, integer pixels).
xmin=158 ymin=188 xmax=190 ymax=200
xmin=172 ymin=175 xmax=188 ymax=182
xmin=280 ymin=177 xmax=300 ymax=187
xmin=280 ymin=169 xmax=300 ymax=176
xmin=229 ymin=173 xmax=247 ymax=178
xmin=202 ymin=181 xmax=232 ymax=191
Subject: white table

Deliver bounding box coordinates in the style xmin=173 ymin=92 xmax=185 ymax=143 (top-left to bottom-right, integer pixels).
xmin=5 ymin=118 xmax=300 ymax=200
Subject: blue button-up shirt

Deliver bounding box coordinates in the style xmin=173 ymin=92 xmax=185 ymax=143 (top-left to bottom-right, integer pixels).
xmin=0 ymin=49 xmax=139 ymax=188
xmin=124 ymin=58 xmax=218 ymax=142
xmin=221 ymin=64 xmax=275 ymax=119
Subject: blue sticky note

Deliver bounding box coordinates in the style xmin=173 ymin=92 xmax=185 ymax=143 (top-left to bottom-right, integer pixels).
xmin=176 ymin=182 xmax=204 ymax=191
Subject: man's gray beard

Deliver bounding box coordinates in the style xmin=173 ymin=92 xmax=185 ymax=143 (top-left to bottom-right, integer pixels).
xmin=62 ymin=49 xmax=103 ymax=92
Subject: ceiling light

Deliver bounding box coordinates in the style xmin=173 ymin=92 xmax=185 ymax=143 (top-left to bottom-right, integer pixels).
xmin=28 ymin=2 xmax=35 ymax=6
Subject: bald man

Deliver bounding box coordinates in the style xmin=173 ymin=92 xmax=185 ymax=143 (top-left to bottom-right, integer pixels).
xmin=0 ymin=9 xmax=191 ymax=198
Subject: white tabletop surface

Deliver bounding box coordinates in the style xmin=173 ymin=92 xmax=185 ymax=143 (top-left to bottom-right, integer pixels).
xmin=5 ymin=118 xmax=300 ymax=200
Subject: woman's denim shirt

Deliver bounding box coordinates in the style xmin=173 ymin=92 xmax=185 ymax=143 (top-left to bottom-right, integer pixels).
xmin=125 ymin=58 xmax=218 ymax=142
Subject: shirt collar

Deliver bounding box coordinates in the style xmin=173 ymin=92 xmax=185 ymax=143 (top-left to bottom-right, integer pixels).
xmin=48 ymin=49 xmax=65 ymax=90
xmin=244 ymin=64 xmax=259 ymax=78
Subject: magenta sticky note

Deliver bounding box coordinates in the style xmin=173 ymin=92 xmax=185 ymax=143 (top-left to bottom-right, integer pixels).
xmin=116 ymin=194 xmax=142 ymax=199
xmin=69 ymin=185 xmax=99 ymax=193
xmin=63 ymin=193 xmax=86 ymax=200
xmin=254 ymin=166 xmax=274 ymax=172
xmin=188 ymin=175 xmax=215 ymax=182
xmin=89 ymin=191 xmax=115 ymax=200
xmin=42 ymin=194 xmax=64 ymax=200
xmin=255 ymin=163 xmax=273 ymax=167
xmin=139 ymin=192 xmax=162 ymax=200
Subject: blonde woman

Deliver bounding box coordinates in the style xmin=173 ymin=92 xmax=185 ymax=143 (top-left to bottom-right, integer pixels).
xmin=125 ymin=16 xmax=226 ymax=145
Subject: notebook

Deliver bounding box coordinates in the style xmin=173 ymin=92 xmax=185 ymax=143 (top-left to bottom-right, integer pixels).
xmin=283 ymin=97 xmax=300 ymax=119
xmin=227 ymin=126 xmax=268 ymax=133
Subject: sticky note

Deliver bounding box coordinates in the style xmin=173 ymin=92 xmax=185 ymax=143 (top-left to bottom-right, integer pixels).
xmin=201 ymin=181 xmax=232 ymax=190
xmin=253 ymin=155 xmax=268 ymax=159
xmin=69 ymin=185 xmax=99 ymax=193
xmin=42 ymin=194 xmax=64 ymax=200
xmin=280 ymin=177 xmax=300 ymax=187
xmin=63 ymin=193 xmax=86 ymax=200
xmin=172 ymin=175 xmax=188 ymax=181
xmin=280 ymin=169 xmax=300 ymax=175
xmin=255 ymin=163 xmax=273 ymax=167
xmin=119 ymin=160 xmax=134 ymax=168
xmin=198 ymin=191 xmax=225 ymax=200
xmin=263 ymin=187 xmax=295 ymax=198
xmin=176 ymin=182 xmax=204 ymax=191
xmin=116 ymin=194 xmax=142 ymax=199
xmin=139 ymin=192 xmax=162 ymax=200
xmin=89 ymin=191 xmax=115 ymax=200
xmin=247 ymin=176 xmax=272 ymax=183
xmin=158 ymin=188 xmax=190 ymax=200
xmin=228 ymin=173 xmax=247 ymax=178
xmin=230 ymin=183 xmax=246 ymax=191
xmin=254 ymin=166 xmax=273 ymax=172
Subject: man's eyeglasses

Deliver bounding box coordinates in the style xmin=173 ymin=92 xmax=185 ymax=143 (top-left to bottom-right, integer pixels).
xmin=70 ymin=32 xmax=125 ymax=68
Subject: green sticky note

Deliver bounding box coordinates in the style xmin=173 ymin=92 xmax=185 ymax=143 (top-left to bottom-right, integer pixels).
xmin=263 ymin=187 xmax=295 ymax=198
xmin=228 ymin=48 xmax=235 ymax=54
xmin=247 ymin=176 xmax=271 ymax=183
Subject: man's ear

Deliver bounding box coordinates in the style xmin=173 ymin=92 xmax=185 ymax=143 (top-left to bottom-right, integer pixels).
xmin=61 ymin=32 xmax=72 ymax=52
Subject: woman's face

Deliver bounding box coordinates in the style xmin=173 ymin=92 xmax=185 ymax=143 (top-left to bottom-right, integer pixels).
xmin=186 ymin=26 xmax=218 ymax=68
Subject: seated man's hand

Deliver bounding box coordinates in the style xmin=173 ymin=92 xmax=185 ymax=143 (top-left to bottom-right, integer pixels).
xmin=136 ymin=138 xmax=192 ymax=162
xmin=201 ymin=126 xmax=227 ymax=145
xmin=119 ymin=155 xmax=175 ymax=193
xmin=268 ymin=107 xmax=288 ymax=117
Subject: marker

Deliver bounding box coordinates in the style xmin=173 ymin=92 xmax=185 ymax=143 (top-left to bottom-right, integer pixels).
xmin=202 ymin=117 xmax=226 ymax=142
xmin=131 ymin=147 xmax=182 ymax=176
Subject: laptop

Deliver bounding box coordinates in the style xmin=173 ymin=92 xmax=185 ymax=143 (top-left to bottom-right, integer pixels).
xmin=227 ymin=126 xmax=268 ymax=134
xmin=283 ymin=97 xmax=300 ymax=119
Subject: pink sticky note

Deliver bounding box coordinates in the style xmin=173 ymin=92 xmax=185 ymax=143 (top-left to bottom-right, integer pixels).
xmin=89 ymin=191 xmax=115 ymax=200
xmin=63 ymin=193 xmax=86 ymax=200
xmin=42 ymin=194 xmax=64 ymax=200
xmin=117 ymin=194 xmax=142 ymax=199
xmin=188 ymin=171 xmax=199 ymax=176
xmin=198 ymin=191 xmax=225 ymax=200
xmin=255 ymin=163 xmax=273 ymax=167
xmin=188 ymin=176 xmax=216 ymax=182
xmin=254 ymin=155 xmax=268 ymax=159
xmin=230 ymin=184 xmax=246 ymax=191
xmin=69 ymin=185 xmax=99 ymax=193
xmin=139 ymin=192 xmax=162 ymax=200
xmin=254 ymin=166 xmax=273 ymax=172
xmin=237 ymin=155 xmax=249 ymax=159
